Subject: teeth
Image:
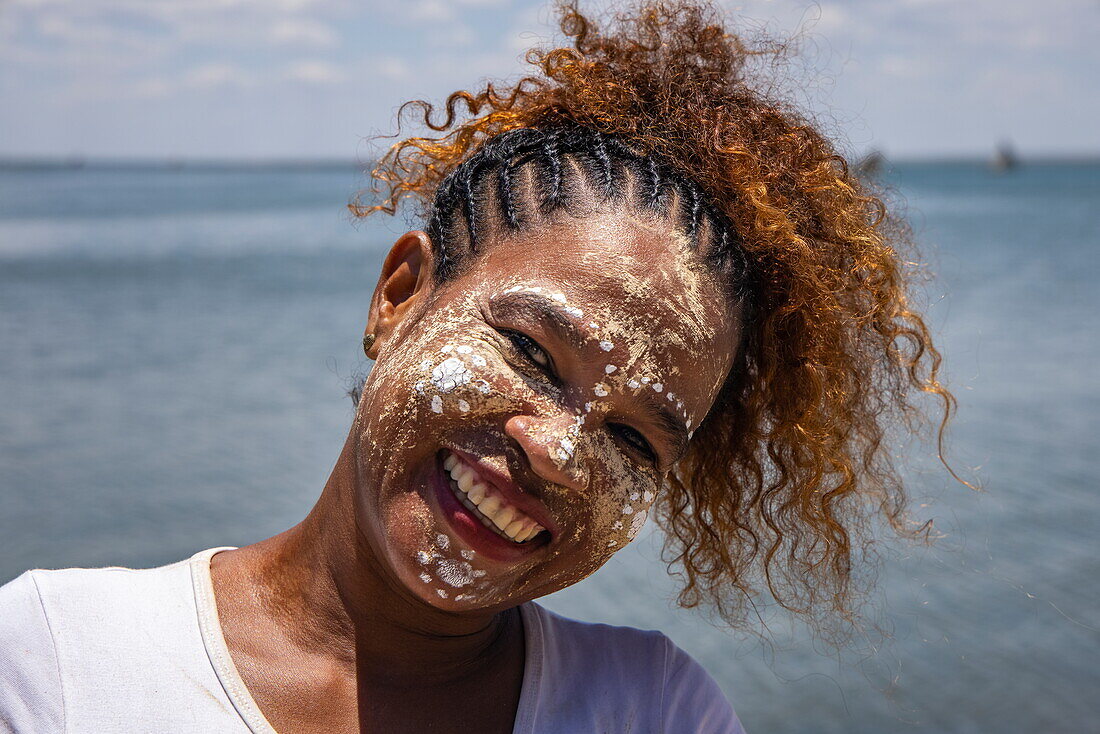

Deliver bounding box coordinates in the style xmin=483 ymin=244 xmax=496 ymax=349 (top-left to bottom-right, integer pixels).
xmin=443 ymin=451 xmax=546 ymax=545
xmin=467 ymin=484 xmax=486 ymax=504
xmin=478 ymin=495 xmax=501 ymax=518
xmin=494 ymin=506 xmax=515 ymax=530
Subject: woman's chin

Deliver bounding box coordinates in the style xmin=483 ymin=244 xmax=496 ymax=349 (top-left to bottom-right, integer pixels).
xmin=367 ymin=458 xmax=507 ymax=610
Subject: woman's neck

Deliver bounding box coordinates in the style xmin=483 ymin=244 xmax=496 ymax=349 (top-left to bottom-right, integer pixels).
xmin=211 ymin=436 xmax=519 ymax=683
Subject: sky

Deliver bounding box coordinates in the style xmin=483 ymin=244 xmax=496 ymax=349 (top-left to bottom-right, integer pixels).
xmin=1 ymin=0 xmax=1098 ymax=161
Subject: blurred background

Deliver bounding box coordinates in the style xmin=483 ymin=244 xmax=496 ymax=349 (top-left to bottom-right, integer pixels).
xmin=1 ymin=1 xmax=1097 ymax=732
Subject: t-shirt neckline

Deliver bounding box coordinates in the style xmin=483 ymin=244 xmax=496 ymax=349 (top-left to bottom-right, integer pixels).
xmin=189 ymin=547 xmax=543 ymax=734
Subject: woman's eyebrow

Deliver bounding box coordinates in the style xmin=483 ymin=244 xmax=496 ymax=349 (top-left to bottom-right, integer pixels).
xmin=490 ymin=291 xmax=590 ymax=352
xmin=492 ymin=290 xmax=690 ymax=461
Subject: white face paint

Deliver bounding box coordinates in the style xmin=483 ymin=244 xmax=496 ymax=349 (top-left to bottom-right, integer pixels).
xmin=354 ymin=210 xmax=738 ymax=614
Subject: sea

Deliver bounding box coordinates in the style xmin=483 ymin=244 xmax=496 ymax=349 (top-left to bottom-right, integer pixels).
xmin=1 ymin=160 xmax=1097 ymax=733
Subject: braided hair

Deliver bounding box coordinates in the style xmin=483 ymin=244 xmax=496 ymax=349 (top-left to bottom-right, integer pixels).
xmin=423 ymin=123 xmax=751 ymax=304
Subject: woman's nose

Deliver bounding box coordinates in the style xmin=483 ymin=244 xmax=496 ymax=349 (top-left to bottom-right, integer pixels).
xmin=504 ymin=413 xmax=588 ymax=491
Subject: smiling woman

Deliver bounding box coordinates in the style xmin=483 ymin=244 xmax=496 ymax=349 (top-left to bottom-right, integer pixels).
xmin=0 ymin=1 xmax=956 ymax=733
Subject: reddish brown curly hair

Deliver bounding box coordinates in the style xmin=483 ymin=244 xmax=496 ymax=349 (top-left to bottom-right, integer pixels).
xmin=351 ymin=0 xmax=962 ymax=633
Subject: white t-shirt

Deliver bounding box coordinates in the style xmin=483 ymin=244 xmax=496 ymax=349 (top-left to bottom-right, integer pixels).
xmin=0 ymin=548 xmax=745 ymax=733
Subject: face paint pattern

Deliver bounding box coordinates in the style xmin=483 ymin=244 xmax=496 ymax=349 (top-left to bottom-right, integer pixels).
xmin=355 ymin=221 xmax=734 ymax=614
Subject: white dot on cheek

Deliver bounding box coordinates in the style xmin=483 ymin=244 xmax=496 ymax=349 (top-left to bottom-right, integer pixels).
xmin=430 ymin=396 xmax=443 ymax=413
xmin=594 ymin=384 xmax=609 ymax=397
xmin=599 ymin=340 xmax=614 ymax=351
xmin=431 ymin=358 xmax=470 ymax=392
xmin=458 ymin=399 xmax=470 ymax=413
xmin=605 ymin=364 xmax=617 ymax=374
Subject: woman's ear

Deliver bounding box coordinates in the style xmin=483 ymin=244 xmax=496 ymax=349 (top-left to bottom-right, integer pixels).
xmin=364 ymin=231 xmax=433 ymax=358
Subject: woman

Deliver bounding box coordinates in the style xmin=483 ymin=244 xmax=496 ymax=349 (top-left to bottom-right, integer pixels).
xmin=0 ymin=2 xmax=955 ymax=732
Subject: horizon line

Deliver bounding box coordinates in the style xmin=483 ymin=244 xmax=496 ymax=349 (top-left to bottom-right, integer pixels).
xmin=2 ymin=152 xmax=1100 ymax=171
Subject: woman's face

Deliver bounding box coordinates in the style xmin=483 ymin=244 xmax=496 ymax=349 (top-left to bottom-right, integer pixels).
xmin=354 ymin=210 xmax=741 ymax=612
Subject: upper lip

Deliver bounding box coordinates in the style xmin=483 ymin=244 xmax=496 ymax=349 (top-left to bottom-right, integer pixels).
xmin=445 ymin=446 xmax=560 ymax=542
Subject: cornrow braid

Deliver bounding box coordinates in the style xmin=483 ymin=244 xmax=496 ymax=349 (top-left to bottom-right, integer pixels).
xmin=589 ymin=132 xmax=616 ymax=202
xmin=425 ymin=123 xmax=750 ymax=297
xmin=461 ymin=165 xmax=480 ymax=251
xmin=683 ymin=185 xmax=702 ymax=242
xmin=540 ymin=135 xmax=564 ymax=213
xmin=497 ymin=160 xmax=520 ymax=231
xmin=643 ymin=157 xmax=664 ymax=214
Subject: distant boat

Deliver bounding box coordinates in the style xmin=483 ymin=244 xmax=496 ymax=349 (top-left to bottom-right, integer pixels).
xmin=991 ymin=141 xmax=1019 ymax=172
xmin=855 ymin=149 xmax=886 ymax=178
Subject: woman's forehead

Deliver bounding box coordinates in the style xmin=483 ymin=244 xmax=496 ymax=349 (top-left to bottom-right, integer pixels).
xmin=464 ymin=213 xmax=739 ymax=351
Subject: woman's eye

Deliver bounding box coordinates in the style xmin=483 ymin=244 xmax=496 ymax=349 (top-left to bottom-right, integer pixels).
xmin=609 ymin=423 xmax=656 ymax=462
xmin=504 ymin=330 xmax=552 ymax=371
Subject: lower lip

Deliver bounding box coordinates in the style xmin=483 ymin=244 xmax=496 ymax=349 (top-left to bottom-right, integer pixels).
xmin=431 ymin=454 xmax=545 ymax=564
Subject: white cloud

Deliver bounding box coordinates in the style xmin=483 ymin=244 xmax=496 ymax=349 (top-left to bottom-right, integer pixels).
xmin=425 ymin=22 xmax=477 ymax=48
xmin=407 ymin=1 xmax=456 ymax=23
xmin=269 ymin=18 xmax=338 ymax=47
xmin=182 ymin=62 xmax=254 ymax=90
xmin=374 ymin=56 xmax=412 ymax=82
xmin=284 ymin=59 xmax=345 ymax=84
xmin=2 ymin=0 xmax=1098 ymax=157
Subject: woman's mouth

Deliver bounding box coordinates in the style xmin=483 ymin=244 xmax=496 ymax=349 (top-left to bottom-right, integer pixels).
xmin=442 ymin=451 xmax=546 ymax=543
xmin=430 ymin=449 xmax=553 ymax=563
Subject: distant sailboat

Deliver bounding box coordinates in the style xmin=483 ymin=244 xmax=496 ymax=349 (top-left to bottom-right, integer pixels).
xmin=855 ymin=149 xmax=886 ymax=178
xmin=991 ymin=140 xmax=1019 ymax=172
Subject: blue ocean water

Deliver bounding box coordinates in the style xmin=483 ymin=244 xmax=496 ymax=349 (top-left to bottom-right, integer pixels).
xmin=1 ymin=161 xmax=1097 ymax=732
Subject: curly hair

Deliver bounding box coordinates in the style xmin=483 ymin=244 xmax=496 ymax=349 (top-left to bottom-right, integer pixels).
xmin=350 ymin=0 xmax=961 ymax=634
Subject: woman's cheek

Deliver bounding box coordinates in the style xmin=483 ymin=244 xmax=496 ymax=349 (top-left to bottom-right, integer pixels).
xmin=585 ymin=437 xmax=661 ymax=556
xmin=410 ymin=339 xmax=541 ymax=420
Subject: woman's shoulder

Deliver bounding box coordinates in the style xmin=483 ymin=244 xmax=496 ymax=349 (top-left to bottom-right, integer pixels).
xmin=520 ymin=603 xmax=747 ymax=733
xmin=1 ymin=551 xmax=203 ymax=634
xmin=0 ymin=549 xmax=238 ymax=733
